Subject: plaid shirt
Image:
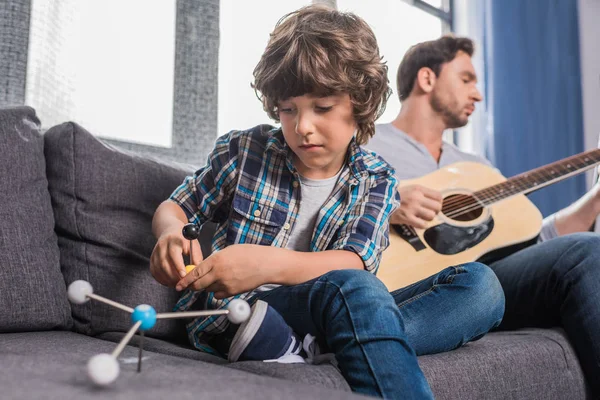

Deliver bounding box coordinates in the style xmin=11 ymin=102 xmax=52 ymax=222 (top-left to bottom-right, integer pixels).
xmin=169 ymin=125 xmax=399 ymax=350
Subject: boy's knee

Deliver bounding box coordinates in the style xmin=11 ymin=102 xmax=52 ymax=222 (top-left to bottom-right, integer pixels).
xmin=461 ymin=262 xmax=505 ymax=325
xmin=320 ymin=269 xmax=386 ymax=291
xmin=317 ymin=269 xmax=396 ymax=309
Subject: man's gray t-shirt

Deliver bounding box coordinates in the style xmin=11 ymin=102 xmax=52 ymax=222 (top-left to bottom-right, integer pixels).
xmin=366 ymin=123 xmax=558 ymax=241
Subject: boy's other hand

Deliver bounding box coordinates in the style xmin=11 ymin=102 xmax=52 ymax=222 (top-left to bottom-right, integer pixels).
xmin=391 ymin=184 xmax=442 ymax=229
xmin=175 ymin=244 xmax=265 ymax=299
xmin=150 ymin=226 xmax=203 ymax=287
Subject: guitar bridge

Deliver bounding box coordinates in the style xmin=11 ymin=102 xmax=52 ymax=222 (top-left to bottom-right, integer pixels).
xmin=392 ymin=224 xmax=426 ymax=251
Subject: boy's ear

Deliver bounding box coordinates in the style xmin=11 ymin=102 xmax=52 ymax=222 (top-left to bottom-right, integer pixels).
xmin=416 ymin=67 xmax=436 ymax=94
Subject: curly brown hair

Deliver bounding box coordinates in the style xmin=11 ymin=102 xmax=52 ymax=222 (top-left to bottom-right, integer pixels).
xmin=252 ymin=5 xmax=390 ymax=145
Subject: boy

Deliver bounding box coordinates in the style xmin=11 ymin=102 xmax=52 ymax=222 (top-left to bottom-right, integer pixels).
xmin=150 ymin=6 xmax=503 ymax=398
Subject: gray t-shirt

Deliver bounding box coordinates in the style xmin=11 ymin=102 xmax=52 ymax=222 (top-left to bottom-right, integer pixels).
xmin=286 ymin=170 xmax=342 ymax=252
xmin=366 ymin=123 xmax=558 ymax=242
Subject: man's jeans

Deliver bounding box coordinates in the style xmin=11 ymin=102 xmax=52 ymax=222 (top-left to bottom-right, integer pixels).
xmin=251 ymin=262 xmax=505 ymax=399
xmin=489 ymin=232 xmax=600 ymax=396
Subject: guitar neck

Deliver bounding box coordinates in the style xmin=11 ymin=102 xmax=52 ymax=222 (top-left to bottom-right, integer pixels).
xmin=474 ymin=149 xmax=600 ymax=205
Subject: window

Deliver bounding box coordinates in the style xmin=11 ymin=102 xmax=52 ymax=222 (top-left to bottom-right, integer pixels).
xmin=26 ymin=0 xmax=176 ymax=148
xmin=422 ymin=0 xmax=443 ymax=7
xmin=452 ymin=0 xmax=487 ymax=155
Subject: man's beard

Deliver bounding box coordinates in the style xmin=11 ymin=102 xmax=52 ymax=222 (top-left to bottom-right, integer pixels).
xmin=431 ymin=92 xmax=468 ymax=129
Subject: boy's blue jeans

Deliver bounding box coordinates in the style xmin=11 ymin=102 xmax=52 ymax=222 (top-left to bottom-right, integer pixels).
xmin=489 ymin=232 xmax=600 ymax=397
xmin=250 ymin=262 xmax=505 ymax=399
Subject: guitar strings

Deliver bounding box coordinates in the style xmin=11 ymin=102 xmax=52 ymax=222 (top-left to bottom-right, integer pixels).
xmin=443 ymin=181 xmax=567 ymax=219
xmin=436 ymin=171 xmax=552 ymax=211
xmin=436 ymin=157 xmax=600 ymax=219
xmin=440 ymin=167 xmax=578 ymax=211
xmin=436 ymin=182 xmax=528 ymax=215
xmin=442 ymin=170 xmax=598 ymax=220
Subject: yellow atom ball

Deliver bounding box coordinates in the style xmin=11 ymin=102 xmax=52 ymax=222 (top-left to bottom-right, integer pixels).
xmin=185 ymin=265 xmax=196 ymax=274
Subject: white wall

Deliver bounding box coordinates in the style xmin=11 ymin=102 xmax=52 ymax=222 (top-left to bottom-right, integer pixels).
xmin=218 ymin=0 xmax=310 ymax=136
xmin=578 ymin=0 xmax=600 ymax=188
xmin=337 ymin=0 xmax=443 ymax=125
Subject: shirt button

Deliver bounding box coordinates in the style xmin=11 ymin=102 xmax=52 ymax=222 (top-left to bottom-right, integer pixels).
xmin=253 ymin=209 xmax=261 ymax=217
xmin=283 ymin=223 xmax=291 ymax=230
xmin=292 ymin=181 xmax=299 ymax=188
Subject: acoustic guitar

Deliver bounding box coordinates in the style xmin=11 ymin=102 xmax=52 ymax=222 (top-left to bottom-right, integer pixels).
xmin=377 ymin=149 xmax=600 ymax=292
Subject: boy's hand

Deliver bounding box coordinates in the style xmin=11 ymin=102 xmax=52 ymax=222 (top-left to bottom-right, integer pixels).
xmin=175 ymin=244 xmax=265 ymax=299
xmin=150 ymin=225 xmax=203 ymax=287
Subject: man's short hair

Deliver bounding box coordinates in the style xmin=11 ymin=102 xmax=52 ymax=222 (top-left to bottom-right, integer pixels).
xmin=397 ymin=35 xmax=474 ymax=102
xmin=252 ymin=5 xmax=390 ymax=145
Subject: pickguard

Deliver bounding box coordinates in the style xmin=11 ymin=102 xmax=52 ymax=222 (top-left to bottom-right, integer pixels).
xmin=392 ymin=217 xmax=495 ymax=256
xmin=423 ymin=218 xmax=495 ymax=255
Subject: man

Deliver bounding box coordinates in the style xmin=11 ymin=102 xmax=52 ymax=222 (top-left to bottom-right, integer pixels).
xmin=367 ymin=35 xmax=600 ymax=396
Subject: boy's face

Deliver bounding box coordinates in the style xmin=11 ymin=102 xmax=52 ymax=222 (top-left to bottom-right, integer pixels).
xmin=278 ymin=93 xmax=356 ymax=180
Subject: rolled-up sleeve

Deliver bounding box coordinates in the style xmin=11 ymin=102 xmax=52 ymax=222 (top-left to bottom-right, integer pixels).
xmin=169 ymin=131 xmax=240 ymax=226
xmin=329 ymin=171 xmax=400 ymax=273
xmin=537 ymin=214 xmax=559 ymax=243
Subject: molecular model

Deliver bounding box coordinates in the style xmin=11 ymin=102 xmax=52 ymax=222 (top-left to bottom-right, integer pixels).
xmin=182 ymin=222 xmax=201 ymax=274
xmin=67 ymin=223 xmax=250 ymax=386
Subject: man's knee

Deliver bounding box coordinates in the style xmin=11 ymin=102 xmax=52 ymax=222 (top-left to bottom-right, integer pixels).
xmin=549 ymin=233 xmax=600 ymax=279
xmin=565 ymin=232 xmax=600 ymax=256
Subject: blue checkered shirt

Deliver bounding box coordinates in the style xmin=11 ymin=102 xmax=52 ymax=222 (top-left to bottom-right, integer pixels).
xmin=169 ymin=125 xmax=399 ymax=350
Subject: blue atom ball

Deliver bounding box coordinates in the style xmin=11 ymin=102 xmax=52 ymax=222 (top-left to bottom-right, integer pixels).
xmin=131 ymin=304 xmax=157 ymax=331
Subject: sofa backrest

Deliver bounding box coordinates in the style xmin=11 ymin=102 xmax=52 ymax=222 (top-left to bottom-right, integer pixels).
xmin=0 ymin=106 xmax=72 ymax=332
xmin=44 ymin=121 xmax=198 ymax=343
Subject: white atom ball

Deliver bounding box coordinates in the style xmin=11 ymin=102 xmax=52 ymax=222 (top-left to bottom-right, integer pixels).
xmin=227 ymin=299 xmax=251 ymax=324
xmin=67 ymin=280 xmax=93 ymax=304
xmin=87 ymin=353 xmax=120 ymax=386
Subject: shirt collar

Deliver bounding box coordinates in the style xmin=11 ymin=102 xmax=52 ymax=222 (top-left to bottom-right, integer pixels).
xmin=386 ymin=123 xmax=447 ymax=164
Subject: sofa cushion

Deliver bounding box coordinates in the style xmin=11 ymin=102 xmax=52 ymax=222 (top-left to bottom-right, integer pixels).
xmin=0 ymin=106 xmax=72 ymax=332
xmin=0 ymin=331 xmax=364 ymax=399
xmin=97 ymin=331 xmax=226 ymax=365
xmin=102 ymin=328 xmax=588 ymax=398
xmin=418 ymin=328 xmax=589 ymax=400
xmin=44 ymin=122 xmax=195 ymax=342
xmin=98 ymin=331 xmax=351 ymax=391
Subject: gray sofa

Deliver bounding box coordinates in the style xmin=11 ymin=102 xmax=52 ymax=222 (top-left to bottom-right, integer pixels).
xmin=0 ymin=106 xmax=591 ymax=399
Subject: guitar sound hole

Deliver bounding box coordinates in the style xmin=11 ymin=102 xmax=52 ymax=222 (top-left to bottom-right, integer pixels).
xmin=441 ymin=194 xmax=483 ymax=222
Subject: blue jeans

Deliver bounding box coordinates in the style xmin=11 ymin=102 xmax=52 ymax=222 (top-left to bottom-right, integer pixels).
xmin=488 ymin=232 xmax=600 ymax=396
xmin=250 ymin=262 xmax=504 ymax=399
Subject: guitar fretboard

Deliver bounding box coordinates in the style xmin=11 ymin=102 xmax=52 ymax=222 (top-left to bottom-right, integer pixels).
xmin=474 ymin=149 xmax=600 ymax=205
